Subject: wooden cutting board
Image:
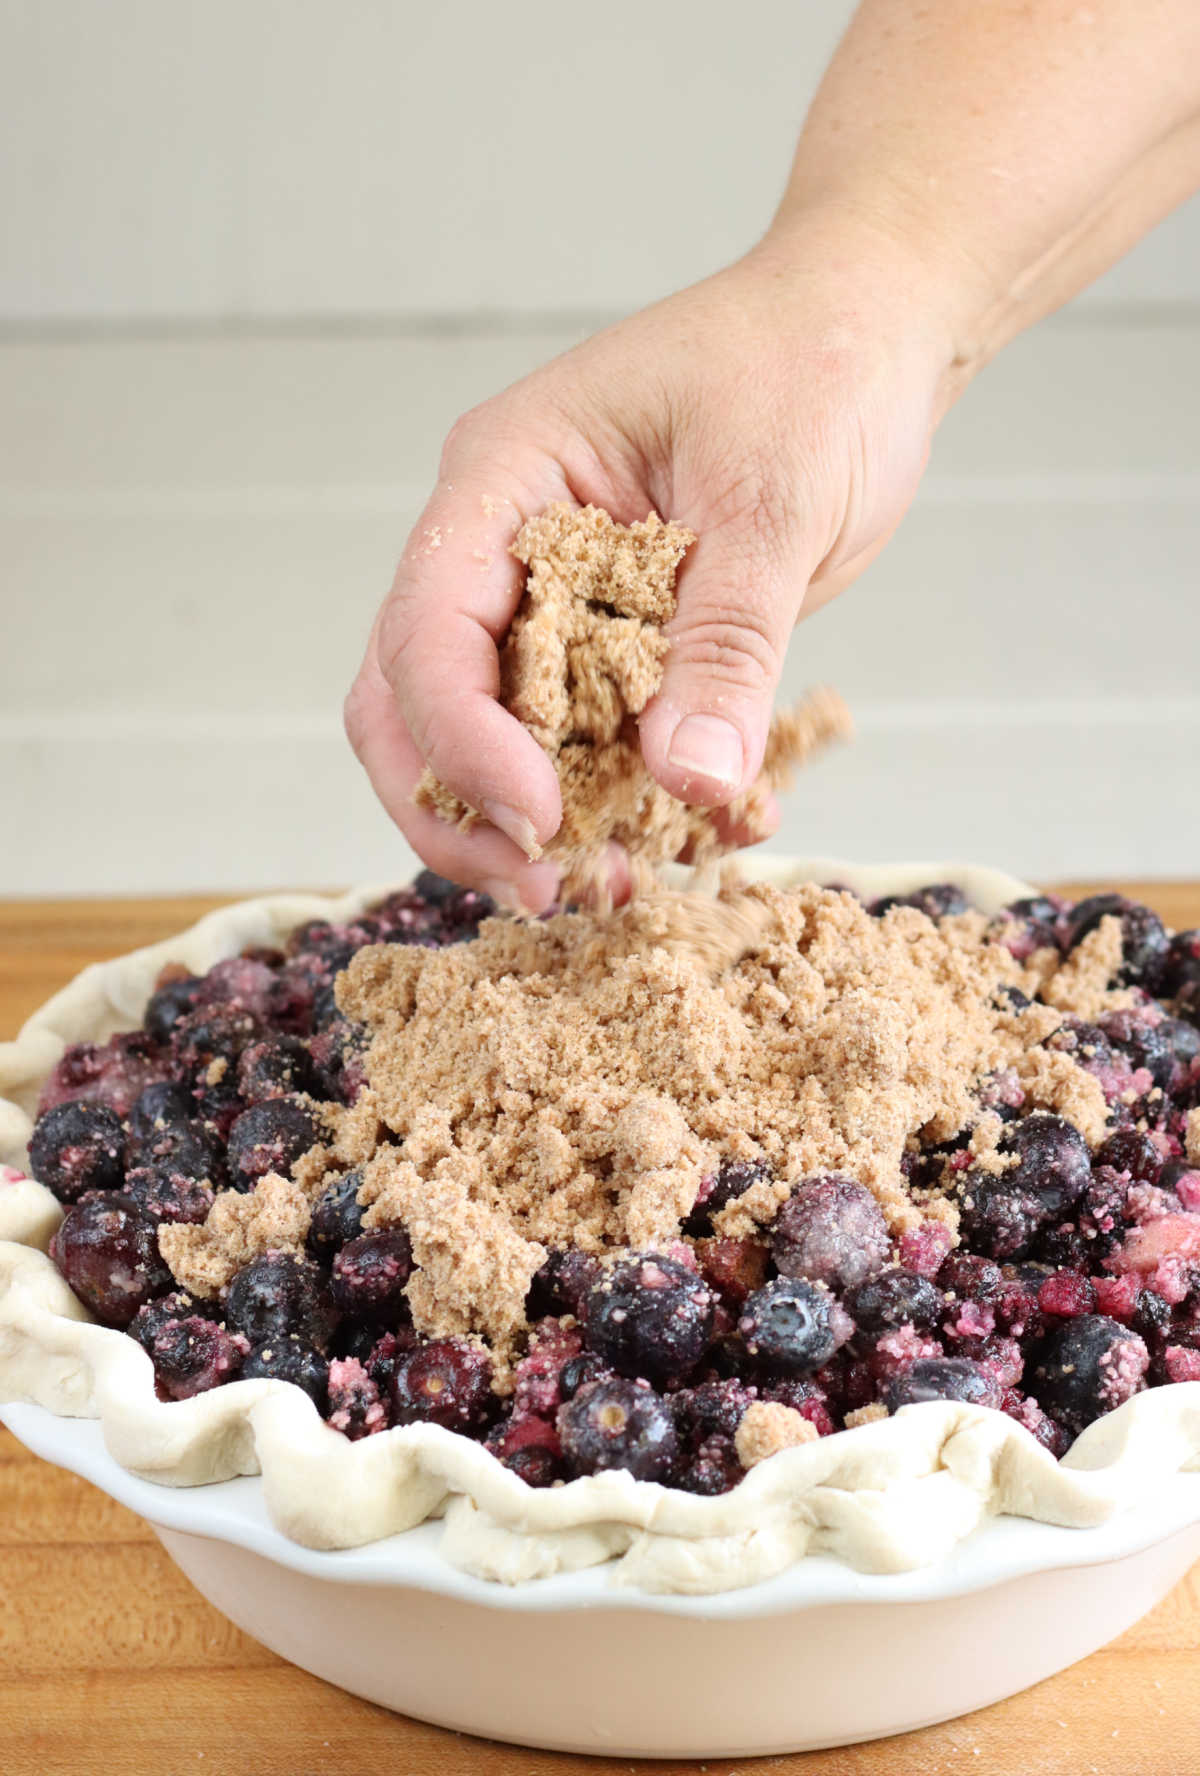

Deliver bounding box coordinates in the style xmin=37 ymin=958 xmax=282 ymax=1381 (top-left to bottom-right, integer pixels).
xmin=2 ymin=885 xmax=1198 ymax=1776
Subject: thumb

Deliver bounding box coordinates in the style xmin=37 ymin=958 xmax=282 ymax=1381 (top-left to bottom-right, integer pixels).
xmin=638 ymin=517 xmax=814 ymax=806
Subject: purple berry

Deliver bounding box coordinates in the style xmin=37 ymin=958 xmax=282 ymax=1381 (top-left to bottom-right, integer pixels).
xmin=885 ymin=1357 xmax=1003 ymax=1412
xmin=770 ymin=1174 xmax=891 ymax=1292
xmin=326 ymin=1357 xmax=389 ymax=1439
xmin=583 ymin=1253 xmax=714 ymax=1388
xmin=306 ymin=1169 xmax=367 ymax=1261
xmin=330 ymin=1229 xmax=413 ymax=1323
xmin=144 ymin=975 xmax=204 ymax=1044
xmin=50 ymin=1192 xmax=170 ymax=1326
xmin=127 ymin=1081 xmax=196 ymax=1145
xmin=847 ymin=1268 xmax=944 ymax=1337
xmin=1031 ymin=1315 xmax=1149 ymax=1435
xmin=738 ymin=1277 xmax=841 ymax=1376
xmin=225 ymin=1097 xmax=320 ymax=1190
xmin=145 ymin=1314 xmax=247 ymax=1400
xmin=28 ymin=1101 xmax=125 ymax=1202
xmin=524 ymin=1248 xmax=601 ymax=1319
xmin=124 ymin=1163 xmax=214 ymax=1226
xmin=685 ymin=1155 xmax=774 ymax=1236
xmin=557 ymin=1375 xmax=678 ymax=1481
xmin=223 ymin=1251 xmax=337 ymax=1350
xmin=236 ymin=1037 xmax=319 ymax=1105
xmin=1063 ymin=896 xmax=1168 ymax=989
xmin=675 ymin=1433 xmax=743 ymax=1495
xmin=389 ymin=1338 xmax=493 ymax=1433
xmin=1095 ymin=1129 xmax=1163 ymax=1183
xmin=242 ymin=1336 xmax=329 ymax=1408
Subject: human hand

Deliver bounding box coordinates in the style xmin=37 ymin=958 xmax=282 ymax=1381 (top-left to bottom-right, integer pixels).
xmin=345 ymin=214 xmax=955 ymax=912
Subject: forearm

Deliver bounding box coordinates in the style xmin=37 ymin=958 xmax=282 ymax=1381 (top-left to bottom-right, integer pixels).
xmin=773 ymin=0 xmax=1200 ymax=401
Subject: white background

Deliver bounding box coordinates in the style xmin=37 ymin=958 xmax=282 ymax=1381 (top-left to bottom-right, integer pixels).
xmin=2 ymin=1 xmax=1197 ymax=892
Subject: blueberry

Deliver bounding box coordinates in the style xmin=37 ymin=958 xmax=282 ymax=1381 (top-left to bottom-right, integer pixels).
xmin=50 ymin=1192 xmax=171 ymax=1326
xmin=583 ymin=1253 xmax=714 ymax=1388
xmin=389 ymin=1338 xmax=493 ymax=1433
xmin=127 ymin=1081 xmax=197 ymax=1145
xmin=674 ymin=1434 xmax=743 ymax=1495
xmin=670 ymin=1378 xmax=758 ymax=1450
xmin=557 ymin=1376 xmax=678 ymax=1481
xmin=558 ymin=1351 xmax=609 ymax=1400
xmin=770 ymin=1174 xmax=891 ymax=1292
xmin=145 ymin=1314 xmax=246 ymax=1400
xmin=1094 ymin=1129 xmax=1163 ymax=1183
xmin=126 ymin=1115 xmax=224 ymax=1187
xmin=128 ymin=1290 xmax=209 ymax=1349
xmin=144 ymin=975 xmax=204 ymax=1044
xmin=307 ymin=1017 xmax=368 ymax=1105
xmin=885 ymin=1357 xmax=1002 ymax=1412
xmin=223 ymin=1252 xmax=337 ymax=1350
xmin=225 ymin=1097 xmax=321 ymax=1190
xmin=1099 ymin=1011 xmax=1175 ymax=1093
xmin=28 ymin=1101 xmax=125 ymax=1203
xmin=1161 ymin=1018 xmax=1200 ymax=1072
xmin=685 ymin=1155 xmax=774 ymax=1236
xmin=306 ymin=1169 xmax=368 ymax=1261
xmin=171 ymin=1008 xmax=261 ymax=1126
xmin=937 ymin=1253 xmax=1002 ymax=1302
xmin=525 ymin=1248 xmax=602 ymax=1319
xmin=873 ymin=883 xmax=969 ymax=921
xmin=124 ymin=1163 xmax=214 ymax=1226
xmin=325 ymin=1356 xmax=388 ymax=1440
xmin=412 ymin=868 xmax=461 ymax=907
xmin=241 ymin=1337 xmax=330 ymax=1409
xmin=1132 ymin=1288 xmax=1173 ymax=1350
xmin=1063 ymin=896 xmax=1168 ymax=988
xmin=1160 ymin=929 xmax=1200 ymax=1000
xmin=1007 ymin=1114 xmax=1092 ymax=1217
xmin=956 ymin=1173 xmax=1044 ymax=1261
xmin=1031 ymin=1315 xmax=1149 ymax=1435
xmin=987 ymin=897 xmax=1062 ymax=961
xmin=236 ymin=1037 xmax=319 ymax=1105
xmin=846 ymin=1268 xmax=944 ymax=1336
xmin=738 ymin=1278 xmax=838 ymax=1375
xmin=330 ymin=1230 xmax=413 ymax=1323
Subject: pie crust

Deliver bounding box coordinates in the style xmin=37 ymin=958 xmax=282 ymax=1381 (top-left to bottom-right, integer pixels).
xmin=2 ymin=859 xmax=1199 ymax=1594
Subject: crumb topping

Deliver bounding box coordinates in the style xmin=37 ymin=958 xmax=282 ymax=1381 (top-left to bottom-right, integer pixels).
xmin=735 ymin=1400 xmax=819 ymax=1467
xmin=186 ymin=881 xmax=1110 ymax=1376
xmin=413 ymin=503 xmax=851 ymax=898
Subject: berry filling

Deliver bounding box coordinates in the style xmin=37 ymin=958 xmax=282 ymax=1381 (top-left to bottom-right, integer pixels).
xmin=29 ymin=874 xmax=1200 ymax=1493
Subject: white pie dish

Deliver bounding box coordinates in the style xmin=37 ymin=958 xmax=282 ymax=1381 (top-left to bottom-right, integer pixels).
xmin=1 ymin=856 xmax=1198 ymax=1757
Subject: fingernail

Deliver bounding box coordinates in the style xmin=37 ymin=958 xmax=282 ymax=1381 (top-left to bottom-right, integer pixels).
xmin=666 ymin=714 xmax=744 ymax=789
xmin=480 ymin=877 xmax=529 ymax=915
xmin=481 ymin=798 xmax=542 ymax=861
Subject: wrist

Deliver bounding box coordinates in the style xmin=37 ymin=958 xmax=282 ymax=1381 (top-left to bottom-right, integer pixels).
xmin=756 ymin=196 xmax=997 ymax=415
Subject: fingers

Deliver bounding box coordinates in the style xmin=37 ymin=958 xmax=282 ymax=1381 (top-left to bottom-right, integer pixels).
xmin=638 ymin=516 xmax=815 ymax=807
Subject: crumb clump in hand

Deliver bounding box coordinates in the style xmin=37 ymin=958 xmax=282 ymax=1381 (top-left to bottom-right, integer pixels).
xmin=413 ymin=503 xmax=851 ymax=901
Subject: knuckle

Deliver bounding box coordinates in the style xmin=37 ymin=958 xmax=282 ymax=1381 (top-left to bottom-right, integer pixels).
xmin=439 ymin=404 xmax=491 ymax=472
xmin=342 ymin=677 xmax=373 ymax=758
xmin=669 ymin=608 xmax=780 ymax=699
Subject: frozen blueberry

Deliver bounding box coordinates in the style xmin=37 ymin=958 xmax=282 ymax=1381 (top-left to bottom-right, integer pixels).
xmin=685 ymin=1156 xmax=774 ymax=1236
xmin=557 ymin=1376 xmax=678 ymax=1481
xmin=171 ymin=1007 xmax=261 ymax=1126
xmin=525 ymin=1248 xmax=602 ymax=1319
xmin=412 ymin=868 xmax=461 ymax=907
xmin=583 ymin=1253 xmax=714 ymax=1388
xmin=987 ymin=897 xmax=1061 ymax=960
xmin=325 ymin=1357 xmax=389 ymax=1440
xmin=223 ymin=1252 xmax=337 ymax=1351
xmin=28 ymin=1101 xmax=125 ymax=1203
xmin=670 ymin=1378 xmax=758 ymax=1451
xmin=484 ymin=1412 xmax=564 ymax=1486
xmin=241 ymin=1337 xmax=330 ymax=1409
xmin=124 ymin=1163 xmax=214 ymax=1226
xmin=389 ymin=1338 xmax=493 ymax=1434
xmin=937 ymin=1252 xmax=1003 ymax=1302
xmin=885 ymin=1357 xmax=1003 ymax=1412
xmin=1031 ymin=1315 xmax=1149 ymax=1435
xmin=770 ymin=1174 xmax=891 ymax=1292
xmin=225 ymin=1097 xmax=321 ymax=1190
xmin=330 ymin=1229 xmax=413 ymax=1323
xmin=50 ymin=1192 xmax=171 ymax=1327
xmin=1063 ymin=896 xmax=1168 ymax=989
xmin=675 ymin=1434 xmax=744 ymax=1495
xmin=1100 ymin=1011 xmax=1175 ymax=1093
xmin=126 ymin=1114 xmax=224 ymax=1187
xmin=145 ymin=1314 xmax=247 ymax=1400
xmin=306 ymin=1169 xmax=368 ymax=1260
xmin=1132 ymin=1288 xmax=1173 ymax=1351
xmin=1006 ymin=1114 xmax=1092 ymax=1217
xmin=236 ymin=1037 xmax=319 ymax=1105
xmin=128 ymin=1290 xmax=210 ymax=1349
xmin=956 ymin=1172 xmax=1044 ymax=1261
xmin=144 ymin=975 xmax=204 ymax=1045
xmin=308 ymin=1017 xmax=368 ymax=1105
xmin=127 ymin=1081 xmax=197 ymax=1145
xmin=558 ymin=1351 xmax=609 ymax=1401
xmin=738 ymin=1278 xmax=839 ymax=1376
xmin=846 ymin=1268 xmax=944 ymax=1337
xmin=873 ymin=883 xmax=969 ymax=921
xmin=1095 ymin=1128 xmax=1163 ymax=1183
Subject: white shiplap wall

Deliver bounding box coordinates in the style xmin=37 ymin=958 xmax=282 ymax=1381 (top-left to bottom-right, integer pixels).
xmin=1 ymin=3 xmax=1198 ymax=892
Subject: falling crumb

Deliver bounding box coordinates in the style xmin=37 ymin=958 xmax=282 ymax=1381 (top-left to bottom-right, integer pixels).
xmin=414 ymin=504 xmax=851 ymax=902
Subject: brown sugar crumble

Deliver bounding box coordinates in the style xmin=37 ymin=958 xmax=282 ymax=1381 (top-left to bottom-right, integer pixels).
xmin=235 ymin=881 xmax=1113 ymax=1384
xmin=414 ymin=503 xmax=851 ymax=900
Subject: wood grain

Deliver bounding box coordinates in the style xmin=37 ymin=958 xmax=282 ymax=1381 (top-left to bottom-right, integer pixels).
xmin=2 ymin=885 xmax=1199 ymax=1776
